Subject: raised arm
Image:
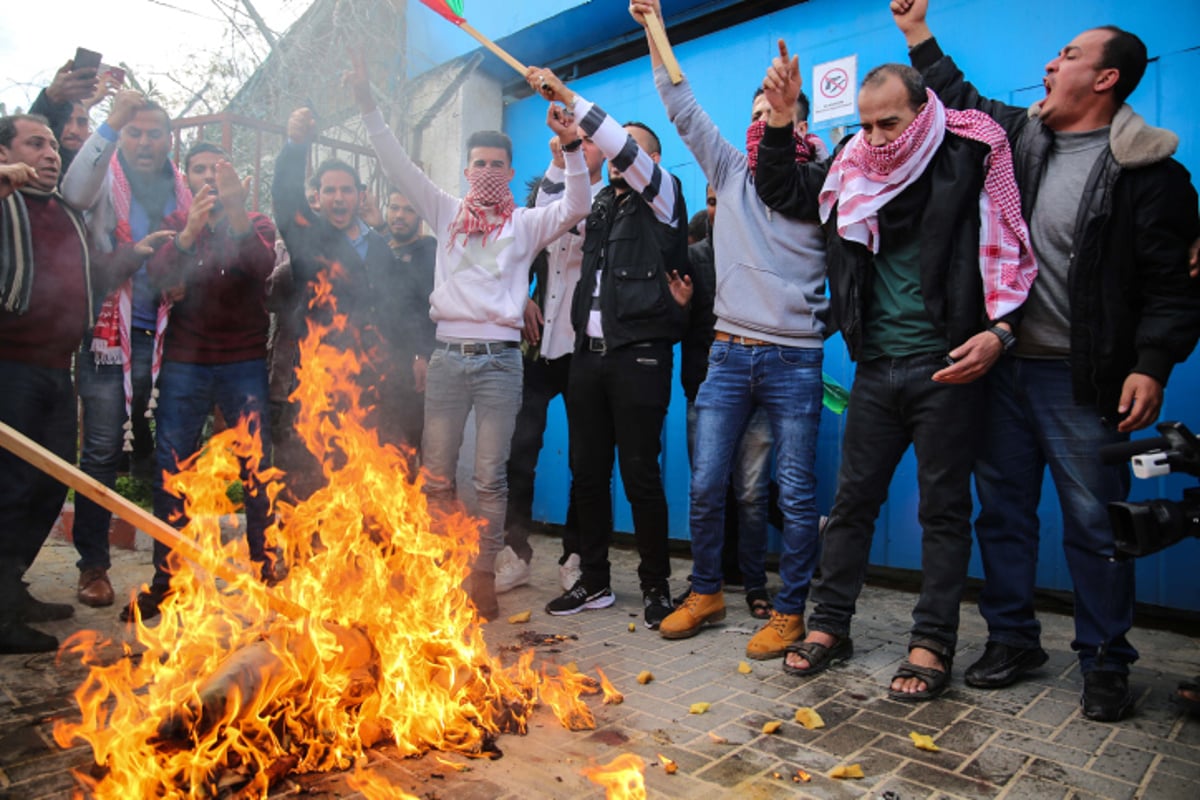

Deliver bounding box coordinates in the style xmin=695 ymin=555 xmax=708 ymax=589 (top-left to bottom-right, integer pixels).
xmin=271 ymin=108 xmax=318 ymax=234
xmin=62 ymin=89 xmax=144 ymax=211
xmin=890 ymin=0 xmax=1028 ymax=136
xmin=349 ymin=52 xmax=457 ymax=231
xmin=753 ymin=42 xmax=827 ymax=220
xmin=515 ymin=103 xmax=594 ymax=251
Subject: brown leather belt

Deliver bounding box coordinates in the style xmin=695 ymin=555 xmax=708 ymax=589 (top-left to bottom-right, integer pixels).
xmin=714 ymin=331 xmax=772 ymax=347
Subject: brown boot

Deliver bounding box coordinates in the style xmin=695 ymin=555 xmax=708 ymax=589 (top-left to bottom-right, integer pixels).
xmin=77 ymin=567 xmax=115 ymax=607
xmin=659 ymin=591 xmax=725 ymax=640
xmin=464 ymin=570 xmax=499 ymax=621
xmin=746 ymin=610 xmax=805 ymax=660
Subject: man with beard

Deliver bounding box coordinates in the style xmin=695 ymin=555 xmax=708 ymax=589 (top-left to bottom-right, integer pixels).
xmin=893 ymin=0 xmax=1200 ymax=719
xmin=0 ymin=113 xmax=166 ymax=651
xmin=62 ymin=90 xmax=192 ymax=610
xmin=350 ymin=56 xmax=593 ymax=621
xmin=271 ymin=107 xmax=393 ymax=500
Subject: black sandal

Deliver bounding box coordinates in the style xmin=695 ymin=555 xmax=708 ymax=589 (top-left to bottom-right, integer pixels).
xmin=782 ymin=636 xmax=854 ymax=677
xmin=746 ymin=588 xmax=772 ymax=620
xmin=888 ymin=646 xmax=953 ymax=702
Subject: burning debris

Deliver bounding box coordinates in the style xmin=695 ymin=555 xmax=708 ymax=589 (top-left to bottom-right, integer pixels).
xmin=46 ymin=274 xmax=615 ymax=797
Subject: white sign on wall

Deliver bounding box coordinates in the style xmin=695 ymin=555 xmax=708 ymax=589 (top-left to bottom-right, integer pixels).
xmin=812 ymin=55 xmax=858 ymax=124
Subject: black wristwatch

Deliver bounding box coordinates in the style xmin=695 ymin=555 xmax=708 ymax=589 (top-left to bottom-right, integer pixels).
xmin=561 ymin=138 xmax=583 ymax=153
xmin=987 ymin=325 xmax=1016 ymax=351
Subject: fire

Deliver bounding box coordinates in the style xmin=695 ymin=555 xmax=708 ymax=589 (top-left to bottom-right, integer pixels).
xmin=583 ymin=754 xmax=647 ymax=800
xmin=52 ymin=272 xmax=613 ymax=797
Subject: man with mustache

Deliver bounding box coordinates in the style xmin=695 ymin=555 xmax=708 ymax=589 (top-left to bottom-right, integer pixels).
xmin=892 ymin=0 xmax=1200 ymax=720
xmin=0 ymin=113 xmax=166 ymax=651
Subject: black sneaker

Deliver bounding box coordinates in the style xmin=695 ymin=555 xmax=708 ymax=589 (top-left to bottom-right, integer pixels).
xmin=1081 ymin=670 xmax=1134 ymax=722
xmin=643 ymin=588 xmax=673 ymax=630
xmin=120 ymin=585 xmax=170 ymax=623
xmin=545 ymin=582 xmax=615 ymax=616
xmin=0 ymin=620 xmax=59 ymax=654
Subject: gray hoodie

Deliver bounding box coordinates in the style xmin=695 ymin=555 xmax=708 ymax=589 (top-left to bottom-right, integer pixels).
xmin=656 ymin=66 xmax=827 ymax=347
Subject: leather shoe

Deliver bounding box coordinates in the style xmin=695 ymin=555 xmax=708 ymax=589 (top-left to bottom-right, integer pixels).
xmin=1081 ymin=671 xmax=1133 ymax=722
xmin=0 ymin=620 xmax=58 ymax=654
xmin=120 ymin=585 xmax=170 ymax=623
xmin=18 ymin=587 xmax=75 ymax=623
xmin=965 ymin=641 xmax=1048 ymax=688
xmin=78 ymin=567 xmax=115 ymax=607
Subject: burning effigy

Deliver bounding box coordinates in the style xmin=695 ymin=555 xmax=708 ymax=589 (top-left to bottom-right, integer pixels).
xmin=48 ymin=272 xmax=608 ymax=798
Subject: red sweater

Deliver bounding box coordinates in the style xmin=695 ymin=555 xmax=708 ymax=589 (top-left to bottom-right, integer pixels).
xmin=0 ymin=194 xmax=90 ymax=369
xmin=148 ymin=212 xmax=276 ymax=364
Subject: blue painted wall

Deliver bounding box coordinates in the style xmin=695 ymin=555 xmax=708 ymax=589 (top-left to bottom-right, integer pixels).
xmin=483 ymin=0 xmax=1200 ymax=609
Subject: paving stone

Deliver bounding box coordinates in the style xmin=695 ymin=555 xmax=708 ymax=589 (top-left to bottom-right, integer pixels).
xmin=1090 ymin=740 xmax=1157 ymax=784
xmin=897 ymin=761 xmax=1002 ymax=799
xmin=1025 ymin=757 xmax=1137 ymax=800
xmin=5 ymin=533 xmax=1199 ymax=799
xmin=959 ymin=745 xmax=1029 ymax=786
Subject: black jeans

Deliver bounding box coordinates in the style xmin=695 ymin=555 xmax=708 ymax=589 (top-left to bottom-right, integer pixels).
xmin=809 ymin=353 xmax=981 ymax=655
xmin=0 ymin=361 xmax=76 ymax=613
xmin=505 ymin=353 xmax=578 ymax=562
xmin=567 ymin=341 xmax=673 ymax=593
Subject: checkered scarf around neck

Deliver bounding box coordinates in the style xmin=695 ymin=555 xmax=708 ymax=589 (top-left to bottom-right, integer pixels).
xmin=448 ymin=166 xmax=516 ymax=248
xmin=90 ymin=151 xmax=192 ymax=450
xmin=819 ymin=88 xmax=1037 ymax=320
xmin=745 ymin=119 xmax=828 ymax=173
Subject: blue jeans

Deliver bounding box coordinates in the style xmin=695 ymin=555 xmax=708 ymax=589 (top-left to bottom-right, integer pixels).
xmin=150 ymin=358 xmax=272 ymax=588
xmin=687 ymin=403 xmax=773 ymax=591
xmin=421 ymin=345 xmax=523 ymax=574
xmin=0 ymin=361 xmax=76 ymax=583
xmin=688 ymin=341 xmax=822 ymax=614
xmin=809 ymin=354 xmax=981 ymax=654
xmin=974 ymin=357 xmax=1135 ymax=674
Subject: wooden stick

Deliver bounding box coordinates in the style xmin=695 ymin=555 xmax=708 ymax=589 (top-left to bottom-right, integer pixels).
xmin=645 ymin=11 xmax=683 ymax=84
xmin=459 ymin=20 xmax=528 ymax=76
xmin=0 ymin=420 xmax=308 ymax=621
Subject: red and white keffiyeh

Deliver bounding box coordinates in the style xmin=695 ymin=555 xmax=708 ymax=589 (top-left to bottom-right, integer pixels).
xmin=448 ymin=166 xmax=516 ymax=248
xmin=819 ymin=89 xmax=1037 ymax=320
xmin=90 ymin=152 xmax=191 ymax=450
xmin=745 ymin=119 xmax=828 ymax=173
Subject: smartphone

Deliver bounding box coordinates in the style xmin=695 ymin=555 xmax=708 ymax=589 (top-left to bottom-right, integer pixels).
xmin=101 ymin=65 xmax=126 ymax=85
xmin=72 ymin=47 xmax=103 ymax=73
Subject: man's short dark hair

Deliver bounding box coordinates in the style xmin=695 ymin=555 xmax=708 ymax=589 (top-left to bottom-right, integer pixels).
xmin=861 ymin=64 xmax=927 ymax=112
xmin=132 ymin=101 xmax=171 ymax=132
xmin=1094 ymin=25 xmax=1148 ymax=105
xmin=314 ymin=158 xmax=359 ymax=187
xmin=183 ymin=141 xmax=225 ymax=172
xmin=687 ymin=210 xmax=707 ymax=241
xmin=623 ymin=121 xmax=661 ymax=155
xmin=307 ymin=175 xmax=320 ymax=191
xmin=466 ymin=130 xmax=513 ymax=164
xmin=752 ymin=87 xmax=812 ymax=123
xmin=0 ymin=113 xmax=51 ymax=148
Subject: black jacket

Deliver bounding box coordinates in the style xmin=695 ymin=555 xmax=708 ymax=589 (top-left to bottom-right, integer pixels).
xmin=755 ymin=122 xmax=1005 ymax=362
xmin=571 ymin=180 xmax=690 ymax=353
xmin=271 ymin=142 xmax=391 ymax=344
xmin=912 ymin=38 xmax=1200 ymax=416
xmin=682 ymin=233 xmax=716 ymax=402
xmin=369 ymin=235 xmax=438 ymax=375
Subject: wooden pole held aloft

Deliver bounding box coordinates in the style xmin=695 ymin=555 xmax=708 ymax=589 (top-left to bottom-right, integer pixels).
xmin=645 ymin=11 xmax=683 ymax=84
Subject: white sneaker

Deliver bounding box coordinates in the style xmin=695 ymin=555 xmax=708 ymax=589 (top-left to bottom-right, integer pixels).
xmin=494 ymin=546 xmax=531 ymax=594
xmin=559 ymin=552 xmax=582 ymax=592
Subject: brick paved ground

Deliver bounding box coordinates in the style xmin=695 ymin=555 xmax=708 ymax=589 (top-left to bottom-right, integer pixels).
xmin=3 ymin=530 xmax=1199 ymax=799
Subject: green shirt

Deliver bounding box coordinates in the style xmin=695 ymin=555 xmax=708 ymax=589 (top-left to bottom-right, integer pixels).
xmin=860 ymin=236 xmax=946 ymax=360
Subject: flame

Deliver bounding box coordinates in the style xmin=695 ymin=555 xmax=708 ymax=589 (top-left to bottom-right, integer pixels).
xmin=53 ymin=271 xmax=612 ymax=797
xmin=583 ymin=754 xmax=647 ymax=800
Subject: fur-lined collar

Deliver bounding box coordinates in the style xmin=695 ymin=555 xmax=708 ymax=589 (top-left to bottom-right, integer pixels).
xmin=1028 ymin=102 xmax=1178 ymax=168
